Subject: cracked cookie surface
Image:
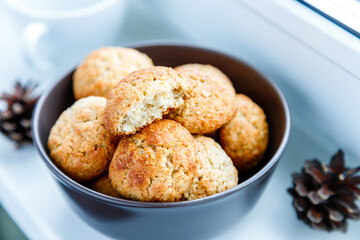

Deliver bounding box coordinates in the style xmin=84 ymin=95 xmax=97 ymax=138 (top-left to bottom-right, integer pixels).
xmin=167 ymin=64 xmax=237 ymax=134
xmin=73 ymin=47 xmax=153 ymax=99
xmin=174 ymin=63 xmax=233 ymax=87
xmin=219 ymin=94 xmax=269 ymax=171
xmin=184 ymin=135 xmax=238 ymax=200
xmin=47 ymin=96 xmax=119 ymax=182
xmin=109 ymin=119 xmax=196 ymax=202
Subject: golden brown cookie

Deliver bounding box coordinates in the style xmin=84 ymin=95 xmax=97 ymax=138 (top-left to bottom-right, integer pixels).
xmin=73 ymin=47 xmax=153 ymax=99
xmin=174 ymin=63 xmax=233 ymax=87
xmin=108 ymin=119 xmax=196 ymax=202
xmin=219 ymin=94 xmax=269 ymax=171
xmin=167 ymin=64 xmax=236 ymax=134
xmin=48 ymin=96 xmax=119 ymax=182
xmin=104 ymin=66 xmax=193 ymax=136
xmin=184 ymin=135 xmax=238 ymax=200
xmin=88 ymin=174 xmax=121 ymax=198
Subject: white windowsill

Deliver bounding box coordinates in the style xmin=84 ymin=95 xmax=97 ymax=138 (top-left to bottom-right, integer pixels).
xmin=239 ymin=0 xmax=360 ymax=79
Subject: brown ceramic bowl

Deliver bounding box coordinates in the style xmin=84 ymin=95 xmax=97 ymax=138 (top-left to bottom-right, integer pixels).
xmin=32 ymin=43 xmax=290 ymax=240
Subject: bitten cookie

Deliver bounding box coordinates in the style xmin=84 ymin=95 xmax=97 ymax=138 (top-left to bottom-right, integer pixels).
xmin=184 ymin=135 xmax=238 ymax=200
xmin=73 ymin=47 xmax=153 ymax=99
xmin=109 ymin=119 xmax=196 ymax=202
xmin=219 ymin=94 xmax=269 ymax=171
xmin=88 ymin=174 xmax=121 ymax=198
xmin=104 ymin=66 xmax=193 ymax=136
xmin=167 ymin=64 xmax=237 ymax=134
xmin=47 ymin=96 xmax=119 ymax=182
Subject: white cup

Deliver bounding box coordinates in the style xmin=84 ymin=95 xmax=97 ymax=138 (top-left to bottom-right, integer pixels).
xmin=4 ymin=0 xmax=128 ymax=70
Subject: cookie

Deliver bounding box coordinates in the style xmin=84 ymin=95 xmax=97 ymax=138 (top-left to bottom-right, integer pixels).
xmin=174 ymin=63 xmax=233 ymax=86
xmin=88 ymin=174 xmax=121 ymax=198
xmin=184 ymin=135 xmax=238 ymax=200
xmin=108 ymin=119 xmax=196 ymax=202
xmin=47 ymin=96 xmax=119 ymax=182
xmin=73 ymin=47 xmax=153 ymax=99
xmin=219 ymin=94 xmax=269 ymax=171
xmin=104 ymin=66 xmax=193 ymax=136
xmin=167 ymin=64 xmax=237 ymax=134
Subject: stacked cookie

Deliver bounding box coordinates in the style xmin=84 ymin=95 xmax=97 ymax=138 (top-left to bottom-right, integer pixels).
xmin=47 ymin=47 xmax=269 ymax=202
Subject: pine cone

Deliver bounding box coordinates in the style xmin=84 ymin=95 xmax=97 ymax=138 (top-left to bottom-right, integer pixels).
xmin=0 ymin=81 xmax=39 ymax=148
xmin=288 ymin=150 xmax=360 ymax=232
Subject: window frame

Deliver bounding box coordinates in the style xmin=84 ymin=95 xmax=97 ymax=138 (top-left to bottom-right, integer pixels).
xmin=297 ymin=0 xmax=360 ymax=38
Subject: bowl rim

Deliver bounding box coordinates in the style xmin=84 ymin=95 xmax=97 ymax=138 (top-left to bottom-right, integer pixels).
xmin=32 ymin=41 xmax=291 ymax=208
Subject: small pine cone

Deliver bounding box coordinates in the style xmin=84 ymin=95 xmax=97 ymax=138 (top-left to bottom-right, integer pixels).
xmin=0 ymin=81 xmax=39 ymax=148
xmin=288 ymin=150 xmax=360 ymax=232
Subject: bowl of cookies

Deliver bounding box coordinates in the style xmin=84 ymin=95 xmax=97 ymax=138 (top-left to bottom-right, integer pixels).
xmin=32 ymin=43 xmax=290 ymax=239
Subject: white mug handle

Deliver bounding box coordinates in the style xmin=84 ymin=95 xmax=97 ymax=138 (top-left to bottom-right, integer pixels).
xmin=21 ymin=22 xmax=54 ymax=70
